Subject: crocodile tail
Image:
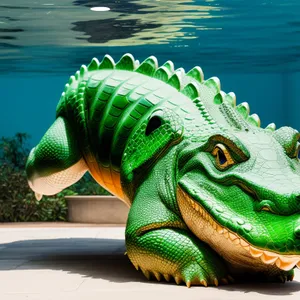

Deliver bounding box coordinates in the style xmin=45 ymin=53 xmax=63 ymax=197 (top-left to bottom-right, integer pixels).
xmin=25 ymin=116 xmax=88 ymax=198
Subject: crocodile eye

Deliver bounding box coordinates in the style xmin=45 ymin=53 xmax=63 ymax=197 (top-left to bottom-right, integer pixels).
xmin=212 ymin=144 xmax=235 ymax=170
xmin=145 ymin=116 xmax=162 ymax=136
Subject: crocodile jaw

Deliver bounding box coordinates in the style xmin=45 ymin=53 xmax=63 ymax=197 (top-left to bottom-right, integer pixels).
xmin=177 ymin=187 xmax=300 ymax=273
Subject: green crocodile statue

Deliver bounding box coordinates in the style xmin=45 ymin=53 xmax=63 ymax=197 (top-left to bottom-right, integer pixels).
xmin=26 ymin=53 xmax=300 ymax=287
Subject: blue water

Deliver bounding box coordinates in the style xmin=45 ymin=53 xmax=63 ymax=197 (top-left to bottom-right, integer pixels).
xmin=0 ymin=0 xmax=300 ymax=146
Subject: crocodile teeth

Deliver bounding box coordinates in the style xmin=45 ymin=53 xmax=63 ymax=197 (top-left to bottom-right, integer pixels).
xmin=229 ymin=232 xmax=238 ymax=241
xmin=248 ymin=250 xmax=300 ymax=271
xmin=260 ymin=252 xmax=278 ymax=265
xmin=181 ymin=189 xmax=300 ymax=272
xmin=223 ymin=229 xmax=229 ymax=239
xmin=233 ymin=238 xmax=240 ymax=245
xmin=249 ymin=246 xmax=263 ymax=258
xmin=216 ymin=224 xmax=223 ymax=234
xmin=198 ymin=207 xmax=204 ymax=216
xmin=240 ymin=239 xmax=249 ymax=247
xmin=276 ymin=256 xmax=300 ymax=271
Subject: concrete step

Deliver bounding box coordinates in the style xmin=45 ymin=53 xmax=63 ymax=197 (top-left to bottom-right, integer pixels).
xmin=66 ymin=196 xmax=129 ymax=224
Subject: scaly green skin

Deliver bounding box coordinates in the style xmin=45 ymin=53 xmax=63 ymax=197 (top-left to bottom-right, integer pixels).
xmin=26 ymin=54 xmax=300 ymax=287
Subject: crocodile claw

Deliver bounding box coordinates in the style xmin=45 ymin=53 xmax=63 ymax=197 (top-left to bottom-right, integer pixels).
xmin=214 ymin=278 xmax=219 ymax=286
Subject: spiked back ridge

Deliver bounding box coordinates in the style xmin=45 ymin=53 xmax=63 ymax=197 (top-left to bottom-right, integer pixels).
xmin=66 ymin=53 xmax=274 ymax=130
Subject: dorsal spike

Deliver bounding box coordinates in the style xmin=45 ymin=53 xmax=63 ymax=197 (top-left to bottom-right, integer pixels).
xmin=266 ymin=123 xmax=276 ymax=131
xmin=226 ymin=92 xmax=236 ymax=107
xmin=187 ymin=66 xmax=204 ymax=83
xmin=182 ymin=82 xmax=200 ymax=99
xmin=64 ymin=83 xmax=69 ymax=92
xmin=99 ymin=54 xmax=115 ymax=70
xmin=87 ymin=58 xmax=100 ymax=71
xmin=80 ymin=65 xmax=88 ymax=78
xmin=236 ymin=102 xmax=250 ymax=119
xmin=136 ymin=56 xmax=158 ymax=77
xmin=204 ymin=77 xmax=221 ymax=94
xmin=154 ymin=66 xmax=171 ymax=82
xmin=175 ymin=67 xmax=185 ymax=76
xmin=75 ymin=70 xmax=80 ymax=80
xmin=214 ymin=91 xmax=226 ymax=105
xmin=116 ymin=53 xmax=135 ymax=71
xmin=168 ymin=71 xmax=183 ymax=91
xmin=134 ymin=60 xmax=140 ymax=70
xmin=163 ymin=60 xmax=174 ymax=73
xmin=68 ymin=75 xmax=76 ymax=85
xmin=247 ymin=113 xmax=261 ymax=127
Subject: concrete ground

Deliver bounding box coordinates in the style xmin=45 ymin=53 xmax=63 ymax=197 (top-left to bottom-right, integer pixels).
xmin=0 ymin=223 xmax=299 ymax=300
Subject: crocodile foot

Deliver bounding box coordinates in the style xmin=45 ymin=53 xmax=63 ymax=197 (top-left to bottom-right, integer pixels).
xmin=272 ymin=269 xmax=295 ymax=283
xmin=126 ymin=227 xmax=232 ymax=287
xmin=135 ymin=265 xmax=234 ymax=287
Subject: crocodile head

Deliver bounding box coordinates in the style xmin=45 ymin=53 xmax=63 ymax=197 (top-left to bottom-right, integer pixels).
xmin=177 ymin=125 xmax=300 ymax=275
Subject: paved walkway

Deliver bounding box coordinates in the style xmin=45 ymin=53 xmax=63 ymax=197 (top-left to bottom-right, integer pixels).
xmin=0 ymin=224 xmax=299 ymax=300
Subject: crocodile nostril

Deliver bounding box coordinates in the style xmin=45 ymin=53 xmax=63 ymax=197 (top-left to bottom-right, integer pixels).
xmin=295 ymin=225 xmax=300 ymax=239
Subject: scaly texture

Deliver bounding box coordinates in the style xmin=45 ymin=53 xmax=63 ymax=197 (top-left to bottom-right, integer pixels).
xmin=26 ymin=53 xmax=300 ymax=287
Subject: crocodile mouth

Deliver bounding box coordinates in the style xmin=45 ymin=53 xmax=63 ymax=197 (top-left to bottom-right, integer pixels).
xmin=177 ymin=187 xmax=300 ymax=272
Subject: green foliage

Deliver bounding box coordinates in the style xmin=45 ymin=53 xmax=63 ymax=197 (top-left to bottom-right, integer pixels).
xmin=0 ymin=132 xmax=110 ymax=222
xmin=0 ymin=162 xmax=72 ymax=221
xmin=0 ymin=132 xmax=31 ymax=169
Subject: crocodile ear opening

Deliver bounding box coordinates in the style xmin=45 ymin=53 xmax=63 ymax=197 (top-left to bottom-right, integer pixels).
xmin=145 ymin=116 xmax=162 ymax=136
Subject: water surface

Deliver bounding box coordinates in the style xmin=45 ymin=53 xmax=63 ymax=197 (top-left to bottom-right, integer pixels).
xmin=0 ymin=0 xmax=299 ymax=144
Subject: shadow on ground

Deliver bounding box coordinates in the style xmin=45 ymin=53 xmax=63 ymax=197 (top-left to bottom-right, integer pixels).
xmin=0 ymin=238 xmax=299 ymax=295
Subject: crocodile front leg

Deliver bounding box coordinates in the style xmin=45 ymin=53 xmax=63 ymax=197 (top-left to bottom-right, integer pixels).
xmin=125 ymin=187 xmax=231 ymax=287
xmin=127 ymin=227 xmax=232 ymax=287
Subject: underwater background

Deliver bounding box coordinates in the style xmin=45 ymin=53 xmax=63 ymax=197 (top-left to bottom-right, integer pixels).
xmin=1 ymin=0 xmax=300 ymax=147
xmin=0 ymin=0 xmax=300 ymax=221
